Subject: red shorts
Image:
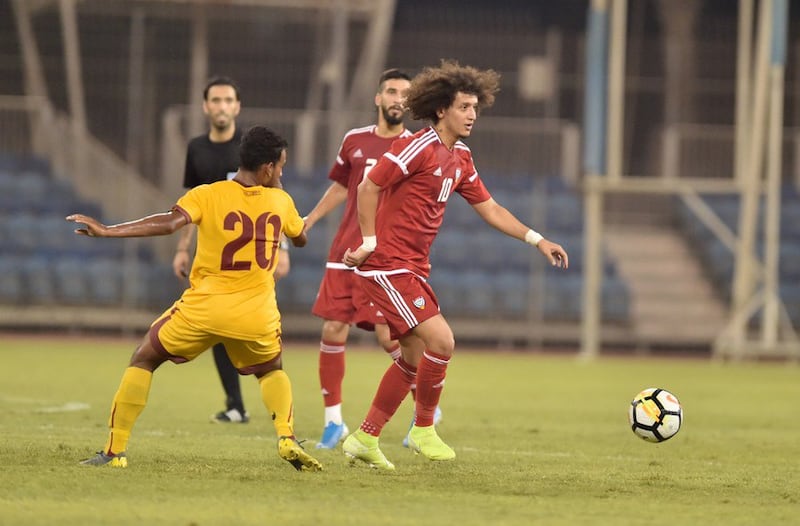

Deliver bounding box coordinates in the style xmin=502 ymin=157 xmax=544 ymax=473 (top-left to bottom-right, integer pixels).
xmin=354 ymin=270 xmax=440 ymax=340
xmin=311 ymin=266 xmax=386 ymax=331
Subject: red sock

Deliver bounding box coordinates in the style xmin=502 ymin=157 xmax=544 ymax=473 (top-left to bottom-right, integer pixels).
xmin=319 ymin=340 xmax=345 ymax=406
xmin=415 ymin=350 xmax=449 ymax=427
xmin=360 ymin=358 xmax=416 ymax=437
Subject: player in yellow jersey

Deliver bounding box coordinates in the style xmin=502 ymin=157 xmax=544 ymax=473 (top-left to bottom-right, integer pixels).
xmin=68 ymin=126 xmax=322 ymax=471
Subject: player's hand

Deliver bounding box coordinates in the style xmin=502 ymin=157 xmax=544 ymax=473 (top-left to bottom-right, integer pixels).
xmin=66 ymin=214 xmax=106 ymax=237
xmin=172 ymin=250 xmax=190 ymax=279
xmin=343 ymin=246 xmax=371 ymax=268
xmin=537 ymin=239 xmax=569 ymax=269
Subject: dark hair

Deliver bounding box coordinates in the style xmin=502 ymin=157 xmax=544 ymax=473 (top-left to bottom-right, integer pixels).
xmin=404 ymin=60 xmax=500 ymax=124
xmin=239 ymin=126 xmax=288 ymax=171
xmin=378 ymin=68 xmax=411 ymax=90
xmin=203 ymin=76 xmax=241 ymax=101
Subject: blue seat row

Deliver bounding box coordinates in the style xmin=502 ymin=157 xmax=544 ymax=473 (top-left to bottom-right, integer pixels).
xmin=1 ymin=156 xmax=631 ymax=325
xmin=676 ymin=193 xmax=800 ymax=326
xmin=0 ymin=255 xmax=182 ymax=308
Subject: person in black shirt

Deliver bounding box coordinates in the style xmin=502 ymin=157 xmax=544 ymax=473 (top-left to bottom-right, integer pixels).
xmin=173 ymin=76 xmax=290 ymax=423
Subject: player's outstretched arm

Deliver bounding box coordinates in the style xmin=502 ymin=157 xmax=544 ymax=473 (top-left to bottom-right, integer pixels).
xmin=66 ymin=209 xmax=189 ymax=238
xmin=303 ymin=182 xmax=348 ymax=231
xmin=471 ymin=198 xmax=568 ymax=269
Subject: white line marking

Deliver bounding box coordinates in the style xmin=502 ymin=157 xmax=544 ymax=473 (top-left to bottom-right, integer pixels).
xmin=36 ymin=402 xmax=91 ymax=413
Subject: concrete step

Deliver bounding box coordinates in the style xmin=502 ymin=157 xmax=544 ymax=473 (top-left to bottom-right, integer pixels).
xmin=631 ymin=280 xmax=718 ymax=300
xmin=605 ymin=223 xmax=728 ymax=344
xmin=631 ymin=301 xmax=727 ymax=321
xmin=622 ymin=262 xmax=708 ymax=281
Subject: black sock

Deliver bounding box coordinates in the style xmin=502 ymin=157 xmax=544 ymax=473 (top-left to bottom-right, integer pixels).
xmin=212 ymin=343 xmax=245 ymax=413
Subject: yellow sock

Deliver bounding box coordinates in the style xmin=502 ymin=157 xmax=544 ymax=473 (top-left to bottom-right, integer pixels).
xmin=103 ymin=367 xmax=152 ymax=455
xmin=258 ymin=370 xmax=294 ymax=437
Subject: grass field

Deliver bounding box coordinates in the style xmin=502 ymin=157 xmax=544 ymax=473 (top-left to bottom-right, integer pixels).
xmin=1 ymin=334 xmax=798 ymax=526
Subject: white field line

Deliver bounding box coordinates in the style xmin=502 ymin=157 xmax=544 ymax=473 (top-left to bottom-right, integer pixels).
xmin=0 ymin=393 xmax=91 ymax=413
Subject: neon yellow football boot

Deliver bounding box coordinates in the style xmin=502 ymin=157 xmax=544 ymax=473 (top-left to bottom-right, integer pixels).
xmin=79 ymin=450 xmax=128 ymax=468
xmin=407 ymin=425 xmax=455 ymax=461
xmin=278 ymin=436 xmax=323 ymax=471
xmin=342 ymin=430 xmax=395 ymax=471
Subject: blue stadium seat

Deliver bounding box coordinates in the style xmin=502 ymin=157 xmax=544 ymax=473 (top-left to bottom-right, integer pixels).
xmin=86 ymin=259 xmax=124 ymax=305
xmin=53 ymin=258 xmax=91 ymax=304
xmin=541 ymin=273 xmax=581 ymax=322
xmin=428 ymin=272 xmax=464 ymax=314
xmin=282 ymin=264 xmax=324 ymax=310
xmin=6 ymin=214 xmax=39 ymax=253
xmin=493 ymin=272 xmax=531 ymax=317
xmin=141 ymin=265 xmax=184 ymax=310
xmin=0 ymin=255 xmax=24 ymax=304
xmin=23 ymin=256 xmax=57 ymax=304
xmin=460 ymin=270 xmax=495 ymax=316
xmin=602 ymin=276 xmax=631 ymax=324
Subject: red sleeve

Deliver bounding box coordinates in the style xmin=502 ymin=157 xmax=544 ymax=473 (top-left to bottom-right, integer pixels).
xmin=455 ymin=154 xmax=491 ymax=205
xmin=328 ymin=136 xmax=351 ymax=186
xmin=367 ymin=135 xmax=420 ymax=188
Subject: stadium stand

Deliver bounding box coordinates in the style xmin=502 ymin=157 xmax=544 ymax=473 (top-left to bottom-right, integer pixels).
xmin=1 ymin=149 xmax=630 ymax=337
xmin=0 ymin=153 xmax=181 ymax=311
xmin=676 ymin=186 xmax=800 ymax=327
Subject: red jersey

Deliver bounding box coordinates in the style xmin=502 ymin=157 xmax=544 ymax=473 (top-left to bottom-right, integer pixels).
xmin=326 ymin=125 xmax=413 ymax=263
xmin=359 ymin=126 xmax=491 ymax=278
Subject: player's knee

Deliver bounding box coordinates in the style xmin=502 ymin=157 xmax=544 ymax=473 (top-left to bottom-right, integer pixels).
xmin=253 ymin=353 xmax=283 ymax=379
xmin=129 ymin=343 xmax=166 ymax=371
xmin=428 ymin=332 xmax=455 ymax=356
xmin=322 ymin=320 xmax=349 ymax=342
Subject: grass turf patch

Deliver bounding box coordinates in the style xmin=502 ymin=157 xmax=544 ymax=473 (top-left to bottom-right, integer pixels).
xmin=1 ymin=335 xmax=798 ymax=525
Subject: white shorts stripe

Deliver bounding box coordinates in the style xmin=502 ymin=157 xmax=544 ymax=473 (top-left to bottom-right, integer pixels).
xmin=325 ymin=262 xmax=354 ymax=270
xmin=374 ymin=274 xmax=418 ymax=329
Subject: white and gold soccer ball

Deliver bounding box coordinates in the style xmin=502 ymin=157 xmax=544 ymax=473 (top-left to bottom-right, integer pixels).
xmin=628 ymin=388 xmax=682 ymax=442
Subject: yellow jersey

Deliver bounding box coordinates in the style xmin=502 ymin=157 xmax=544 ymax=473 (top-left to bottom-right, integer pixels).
xmin=172 ymin=179 xmax=304 ymax=339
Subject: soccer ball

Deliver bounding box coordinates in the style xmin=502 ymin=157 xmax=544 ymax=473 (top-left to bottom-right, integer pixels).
xmin=628 ymin=388 xmax=682 ymax=442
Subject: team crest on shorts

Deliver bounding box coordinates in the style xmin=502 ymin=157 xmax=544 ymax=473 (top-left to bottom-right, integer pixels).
xmin=413 ymin=296 xmax=426 ymax=309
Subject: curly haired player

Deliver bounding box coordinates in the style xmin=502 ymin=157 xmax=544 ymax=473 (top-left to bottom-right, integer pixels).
xmin=341 ymin=60 xmax=568 ymax=470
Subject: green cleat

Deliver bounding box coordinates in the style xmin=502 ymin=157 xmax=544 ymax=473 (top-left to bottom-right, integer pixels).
xmin=278 ymin=436 xmax=323 ymax=472
xmin=342 ymin=430 xmax=395 ymax=471
xmin=407 ymin=425 xmax=456 ymax=461
xmin=79 ymin=450 xmax=128 ymax=468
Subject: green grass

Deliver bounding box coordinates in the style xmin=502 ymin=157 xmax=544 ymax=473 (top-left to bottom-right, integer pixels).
xmin=1 ymin=335 xmax=798 ymax=526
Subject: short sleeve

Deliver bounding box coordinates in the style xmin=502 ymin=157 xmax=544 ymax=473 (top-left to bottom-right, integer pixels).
xmin=328 ymin=136 xmax=351 ymax=186
xmin=455 ymin=156 xmax=491 ymax=205
xmin=175 ymin=184 xmax=209 ymax=224
xmin=281 ymin=193 xmax=305 ymax=238
xmin=367 ymin=137 xmax=418 ymax=188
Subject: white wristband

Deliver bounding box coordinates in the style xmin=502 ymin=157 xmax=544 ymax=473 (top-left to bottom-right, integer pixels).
xmin=524 ymin=229 xmax=544 ymax=247
xmin=359 ymin=235 xmax=377 ymax=252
